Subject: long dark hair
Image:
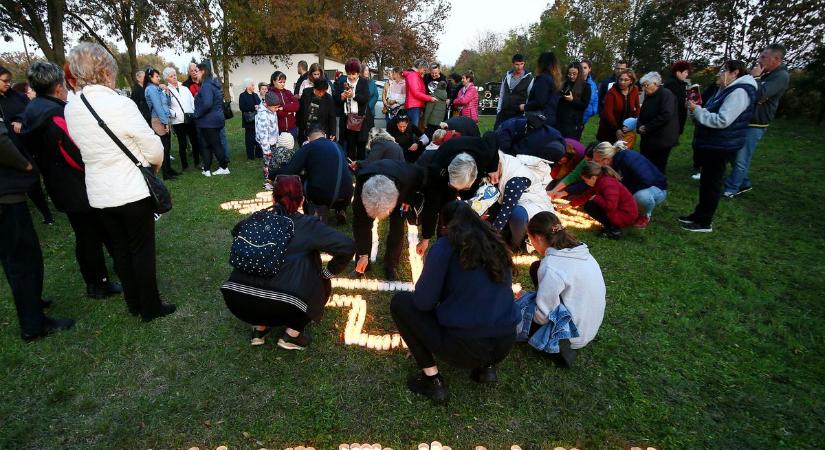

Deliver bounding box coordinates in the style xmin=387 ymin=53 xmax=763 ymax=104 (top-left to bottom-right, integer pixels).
xmin=565 ymin=61 xmax=585 ymax=99
xmin=196 ymin=62 xmax=212 ymax=80
xmin=536 ymin=52 xmax=562 ymax=90
xmin=527 ymin=211 xmax=580 ymax=250
xmin=441 ymin=201 xmax=514 ymax=284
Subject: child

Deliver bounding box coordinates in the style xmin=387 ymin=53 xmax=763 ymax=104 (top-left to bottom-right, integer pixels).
xmin=255 ymin=91 xmax=280 ymax=190
xmin=621 ymin=117 xmax=637 ymax=150
xmin=423 ymin=81 xmax=448 ymax=138
xmin=563 ymin=161 xmax=638 ymax=239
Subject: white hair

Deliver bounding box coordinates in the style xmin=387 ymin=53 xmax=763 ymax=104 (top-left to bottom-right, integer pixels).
xmin=243 ymin=77 xmax=254 ymax=88
xmin=162 ymin=67 xmax=177 ymax=80
xmin=640 ymin=71 xmax=662 ymax=86
xmin=366 ymin=127 xmax=395 ymax=149
xmin=68 ymin=43 xmax=119 ymax=89
xmin=362 ymin=175 xmax=399 ymax=219
xmin=447 ymin=152 xmax=478 ymax=191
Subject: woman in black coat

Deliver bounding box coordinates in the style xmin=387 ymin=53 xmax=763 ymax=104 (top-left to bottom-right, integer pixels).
xmin=663 ymin=60 xmax=691 ymax=136
xmin=334 ymin=58 xmax=375 ymax=161
xmin=298 ymin=78 xmax=337 ymax=143
xmin=637 ymin=72 xmax=680 ymax=174
xmin=238 ymin=79 xmax=261 ymax=160
xmin=221 ymin=175 xmax=355 ymax=349
xmin=519 ymin=52 xmax=562 ymax=127
xmin=388 ymin=113 xmax=426 ymax=163
xmin=556 ymin=61 xmax=591 ymax=140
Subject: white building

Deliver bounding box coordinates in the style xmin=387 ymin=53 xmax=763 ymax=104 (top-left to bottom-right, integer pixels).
xmin=226 ymin=53 xmax=346 ymax=109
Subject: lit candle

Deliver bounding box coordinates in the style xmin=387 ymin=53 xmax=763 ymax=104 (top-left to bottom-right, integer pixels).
xmin=430 ymin=441 xmax=442 ymax=450
xmin=418 ymin=444 xmax=429 ymax=450
xmin=339 ymin=444 xmax=349 ymax=450
xmin=391 ymin=334 xmax=401 ymax=348
xmin=358 ymin=333 xmax=368 ymax=346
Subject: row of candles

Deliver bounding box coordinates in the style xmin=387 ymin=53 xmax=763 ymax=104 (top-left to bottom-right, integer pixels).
xmin=193 ymin=445 xmax=657 ymax=450
xmin=328 ymin=294 xmax=407 ymax=351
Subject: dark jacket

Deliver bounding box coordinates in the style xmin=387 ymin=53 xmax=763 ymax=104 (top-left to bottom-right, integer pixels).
xmin=523 ymin=73 xmax=560 ymax=127
xmin=0 ymin=117 xmax=37 ymax=203
xmin=193 ymin=77 xmax=225 ymax=129
xmin=421 ymin=135 xmax=500 ymax=239
xmin=20 ymin=96 xmax=90 ymax=212
xmin=414 ymin=237 xmax=519 ymax=337
xmin=293 ymin=72 xmax=308 ymax=96
xmin=445 ymin=116 xmax=480 ymax=137
xmin=0 ymin=89 xmax=30 ymax=152
xmin=238 ymin=91 xmax=260 ymax=129
xmin=298 ymin=87 xmax=337 ymax=141
xmin=611 ymin=149 xmax=667 ymax=193
xmin=598 ymin=74 xmax=617 ymax=113
xmin=388 ymin=121 xmax=425 ymax=163
xmin=663 ymin=77 xmax=688 ymax=134
xmin=130 ymin=82 xmax=151 ymax=123
xmin=334 ymin=76 xmax=375 ymax=142
xmin=495 ymin=117 xmax=566 ymax=163
xmin=227 ymin=212 xmax=355 ymax=321
xmin=498 ymin=70 xmax=533 ymax=117
xmin=353 ymin=160 xmax=425 ymax=255
xmin=637 ymin=86 xmax=679 ymax=150
xmin=357 ymin=138 xmax=404 ymax=169
xmin=271 ymin=138 xmax=353 ymax=204
xmin=751 ymin=64 xmax=789 ymax=126
xmin=556 ymin=79 xmax=592 ymax=139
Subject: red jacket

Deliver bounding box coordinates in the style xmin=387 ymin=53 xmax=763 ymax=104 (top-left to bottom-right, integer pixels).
xmin=572 ymin=175 xmax=638 ymax=227
xmin=597 ymin=85 xmax=639 ymax=142
xmin=452 ymin=83 xmax=479 ymax=122
xmin=402 ymin=70 xmax=432 ymax=109
xmin=271 ymin=88 xmax=300 ymax=130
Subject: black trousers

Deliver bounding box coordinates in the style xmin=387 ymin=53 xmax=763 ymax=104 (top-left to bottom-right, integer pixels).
xmin=0 ymin=202 xmax=46 ymax=335
xmin=244 ymin=126 xmax=257 ymax=160
xmin=691 ymin=148 xmax=735 ymax=226
xmin=352 ymin=195 xmax=404 ymax=271
xmin=221 ymin=285 xmax=319 ymax=331
xmin=640 ymin=142 xmax=674 ymax=175
xmin=583 ymin=200 xmax=618 ymax=231
xmin=66 ymin=210 xmax=112 ymax=286
xmin=199 ymin=127 xmax=228 ymax=171
xmin=99 ymin=198 xmax=161 ymax=316
xmin=341 ymin=127 xmax=366 ymax=161
xmin=160 ymin=132 xmax=174 ymax=177
xmin=27 ymin=179 xmax=53 ymax=223
xmin=390 ymin=292 xmax=515 ymax=369
xmin=172 ymin=123 xmax=200 ymax=169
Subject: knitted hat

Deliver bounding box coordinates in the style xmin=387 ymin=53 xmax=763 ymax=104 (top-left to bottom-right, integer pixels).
xmin=277 ymin=132 xmax=295 ymax=149
xmin=622 ymin=117 xmax=637 ymax=131
xmin=265 ymin=91 xmax=282 ymax=107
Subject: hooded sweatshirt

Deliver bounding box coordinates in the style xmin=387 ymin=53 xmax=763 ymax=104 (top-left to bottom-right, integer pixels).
xmin=535 ymin=243 xmax=606 ymax=349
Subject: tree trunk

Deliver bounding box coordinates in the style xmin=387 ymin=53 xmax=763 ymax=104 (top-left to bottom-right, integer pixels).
xmin=318 ymin=44 xmax=326 ymax=72
xmin=46 ymin=0 xmax=66 ymax=65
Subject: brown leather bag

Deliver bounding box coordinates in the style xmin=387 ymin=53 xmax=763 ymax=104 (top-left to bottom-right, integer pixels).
xmin=346 ymin=113 xmax=364 ymax=132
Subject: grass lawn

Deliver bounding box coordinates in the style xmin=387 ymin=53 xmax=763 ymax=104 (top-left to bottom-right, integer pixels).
xmin=1 ymin=115 xmax=824 ymax=450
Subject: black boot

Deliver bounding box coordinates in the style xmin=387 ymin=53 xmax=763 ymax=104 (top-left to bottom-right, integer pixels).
xmin=87 ymin=281 xmax=123 ymax=299
xmin=407 ymin=372 xmax=448 ymax=403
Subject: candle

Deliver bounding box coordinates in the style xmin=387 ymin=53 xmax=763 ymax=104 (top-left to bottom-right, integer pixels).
xmin=430 ymin=441 xmax=442 ymax=450
xmin=339 ymin=444 xmax=349 ymax=450
xmin=418 ymin=444 xmax=429 ymax=450
xmin=391 ymin=334 xmax=401 ymax=348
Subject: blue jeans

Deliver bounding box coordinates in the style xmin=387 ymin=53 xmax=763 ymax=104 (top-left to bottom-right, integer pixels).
xmin=507 ymin=206 xmax=529 ymax=250
xmin=407 ymin=107 xmax=421 ymax=126
xmin=220 ymin=127 xmax=230 ymax=162
xmin=724 ymin=127 xmax=766 ymax=194
xmin=633 ymin=186 xmax=667 ymax=217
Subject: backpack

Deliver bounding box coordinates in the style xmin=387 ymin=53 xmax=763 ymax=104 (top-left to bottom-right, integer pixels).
xmin=268 ymin=145 xmax=295 ymax=173
xmin=230 ymin=208 xmax=295 ymax=277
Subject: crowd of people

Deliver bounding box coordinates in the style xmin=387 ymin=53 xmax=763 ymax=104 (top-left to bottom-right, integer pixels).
xmin=0 ymin=40 xmax=789 ymax=403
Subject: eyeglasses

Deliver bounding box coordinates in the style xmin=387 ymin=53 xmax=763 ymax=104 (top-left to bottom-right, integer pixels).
xmin=0 ymin=77 xmax=11 ymax=84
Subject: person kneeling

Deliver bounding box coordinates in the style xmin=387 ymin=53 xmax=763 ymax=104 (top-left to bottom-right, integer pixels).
xmin=517 ymin=212 xmax=606 ymax=366
xmin=562 ymin=161 xmax=638 ymax=239
xmin=391 ymin=201 xmax=519 ymax=403
xmin=221 ymin=175 xmax=355 ymax=349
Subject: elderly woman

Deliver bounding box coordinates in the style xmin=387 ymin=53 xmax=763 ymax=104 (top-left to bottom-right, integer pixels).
xmin=334 ymin=58 xmax=375 ymax=161
xmin=221 ymin=175 xmax=355 ymax=348
xmin=193 ymin=62 xmax=229 ymax=176
xmin=597 ymin=69 xmax=639 ymax=143
xmin=450 ymin=70 xmax=479 ymax=123
xmin=351 ymin=159 xmax=425 ymax=280
xmin=64 ymin=42 xmax=175 ymax=321
xmin=637 ymin=72 xmax=680 ymax=174
xmin=239 ymin=78 xmax=261 ymax=160
xmin=164 ymin=67 xmax=199 ymax=171
xmin=680 ymin=60 xmax=757 ymax=233
xmin=352 ymin=127 xmax=404 ymax=170
xmin=144 ymin=68 xmax=177 ymax=180
xmin=556 ymin=62 xmax=591 ymax=140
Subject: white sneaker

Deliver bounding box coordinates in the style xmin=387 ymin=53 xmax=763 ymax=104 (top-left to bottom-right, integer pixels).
xmin=214 ymin=167 xmax=230 ymax=175
xmin=202 ymin=170 xmax=212 ymax=177
xmin=264 ymin=182 xmax=273 ymax=191
xmin=691 ymin=172 xmax=701 ymax=180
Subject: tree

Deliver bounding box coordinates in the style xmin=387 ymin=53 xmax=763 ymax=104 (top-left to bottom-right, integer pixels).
xmin=0 ymin=0 xmax=66 ymax=65
xmin=0 ymin=51 xmax=44 ymax=80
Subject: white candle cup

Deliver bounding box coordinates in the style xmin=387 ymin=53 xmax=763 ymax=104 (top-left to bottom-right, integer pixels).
xmin=430 ymin=441 xmax=442 ymax=450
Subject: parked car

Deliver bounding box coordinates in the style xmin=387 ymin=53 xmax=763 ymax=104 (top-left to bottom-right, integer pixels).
xmin=478 ymin=81 xmax=501 ymax=116
xmin=374 ymin=80 xmax=386 ymax=129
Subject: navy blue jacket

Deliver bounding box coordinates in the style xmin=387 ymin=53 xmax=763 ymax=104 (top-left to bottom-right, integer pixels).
xmin=611 ymin=150 xmax=667 ymax=193
xmin=413 ymin=237 xmax=519 ymax=337
xmin=693 ymin=84 xmax=756 ymax=153
xmin=193 ymin=77 xmax=225 ymax=129
xmin=524 ymin=73 xmax=560 ymax=126
xmin=495 ymin=117 xmax=566 ymax=162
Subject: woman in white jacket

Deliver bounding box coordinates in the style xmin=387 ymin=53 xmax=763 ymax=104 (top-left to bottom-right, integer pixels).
xmin=490 ymin=150 xmax=554 ymax=250
xmin=65 ymin=43 xmax=176 ymax=322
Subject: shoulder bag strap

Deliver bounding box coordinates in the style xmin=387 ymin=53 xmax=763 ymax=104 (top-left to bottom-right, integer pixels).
xmin=331 ymin=143 xmax=344 ymax=205
xmin=79 ymin=93 xmax=142 ymax=168
xmin=169 ymin=86 xmax=185 ymax=112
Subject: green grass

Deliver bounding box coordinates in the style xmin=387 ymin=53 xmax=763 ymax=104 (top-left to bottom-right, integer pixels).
xmin=1 ymin=115 xmax=824 ymax=449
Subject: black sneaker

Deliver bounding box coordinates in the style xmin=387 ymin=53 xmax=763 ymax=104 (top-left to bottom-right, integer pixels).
xmin=250 ymin=327 xmax=272 ymax=346
xmin=678 ymin=215 xmax=697 ymax=224
xmin=277 ymin=330 xmax=311 ymax=350
xmin=22 ymin=317 xmax=75 ymax=341
xmin=407 ymin=372 xmax=449 ymax=403
xmin=598 ymin=228 xmax=622 ymax=240
xmin=470 ymin=365 xmax=498 ymax=383
xmin=384 ymin=267 xmax=398 ymax=281
xmin=141 ymin=303 xmax=177 ymax=322
xmin=87 ymin=281 xmax=123 ymax=299
xmin=681 ymin=222 xmax=713 ymax=233
xmin=40 ymin=298 xmax=53 ymax=308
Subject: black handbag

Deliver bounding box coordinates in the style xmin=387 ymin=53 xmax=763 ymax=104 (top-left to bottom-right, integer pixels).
xmin=169 ymin=88 xmax=194 ymax=125
xmin=79 ymin=94 xmax=172 ymax=214
xmin=242 ymin=111 xmax=256 ymax=125
xmin=223 ymin=100 xmax=234 ymax=120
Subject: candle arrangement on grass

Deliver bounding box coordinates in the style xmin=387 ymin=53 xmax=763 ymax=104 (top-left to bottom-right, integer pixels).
xmin=328 ymin=294 xmax=407 ymax=350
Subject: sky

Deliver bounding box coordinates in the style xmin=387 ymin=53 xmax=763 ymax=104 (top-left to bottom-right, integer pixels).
xmin=0 ymin=0 xmax=549 ymax=70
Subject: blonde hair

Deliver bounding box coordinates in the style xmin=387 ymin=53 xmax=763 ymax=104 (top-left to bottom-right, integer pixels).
xmin=581 ymin=160 xmax=622 ymax=180
xmin=68 ymin=43 xmax=118 ymax=89
xmin=593 ymin=141 xmax=623 ymax=160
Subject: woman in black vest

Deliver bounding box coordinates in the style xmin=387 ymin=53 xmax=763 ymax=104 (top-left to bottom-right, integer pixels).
xmin=680 ymin=61 xmax=757 ymax=233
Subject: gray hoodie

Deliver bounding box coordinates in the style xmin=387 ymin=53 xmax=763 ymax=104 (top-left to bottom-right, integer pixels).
xmin=693 ymin=75 xmax=758 ymax=129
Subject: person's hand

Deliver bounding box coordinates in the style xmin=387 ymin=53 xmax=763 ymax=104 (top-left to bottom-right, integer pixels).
xmin=401 ymin=203 xmax=410 ymax=212
xmin=615 ymin=129 xmax=625 ymax=140
xmin=24 ymin=162 xmax=33 ymax=172
xmin=638 ymin=125 xmax=647 ymax=134
xmin=11 ymin=121 xmax=22 ymax=134
xmin=514 ymin=290 xmax=526 ymax=300
xmin=355 ymin=255 xmax=369 ymax=273
xmin=329 ymin=135 xmax=335 ymax=141
xmin=589 ymin=195 xmax=596 ymax=201
xmin=750 ymin=63 xmax=763 ymax=78
xmin=548 ymin=190 xmax=561 ymax=200
xmin=621 ymin=126 xmax=630 ymax=133
xmin=519 ymin=104 xmax=525 ymax=112
xmin=556 ymin=203 xmax=570 ymax=210
xmin=416 ymin=239 xmax=429 ymax=256
xmin=348 ymin=161 xmax=358 ymax=172
xmin=159 ymin=83 xmax=168 ymax=92
xmin=409 ymin=143 xmax=419 ymax=152
xmin=563 ymin=93 xmax=573 ymax=101
xmin=687 ymin=100 xmax=697 ymax=113
xmin=488 ymin=172 xmax=499 ymax=185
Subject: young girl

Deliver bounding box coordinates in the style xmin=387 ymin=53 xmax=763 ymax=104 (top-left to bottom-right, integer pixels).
xmin=564 ymin=161 xmax=638 ymax=239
